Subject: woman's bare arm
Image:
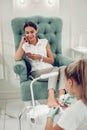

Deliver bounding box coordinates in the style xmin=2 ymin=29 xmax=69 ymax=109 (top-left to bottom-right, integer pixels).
xmin=42 ymin=43 xmax=54 ymax=64
xmin=45 ymin=118 xmax=64 ymax=130
xmin=14 ymin=37 xmax=25 ymax=61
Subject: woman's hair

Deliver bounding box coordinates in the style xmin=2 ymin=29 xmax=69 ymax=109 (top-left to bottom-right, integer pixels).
xmin=24 ymin=21 xmax=37 ymax=30
xmin=65 ymin=59 xmax=87 ymax=105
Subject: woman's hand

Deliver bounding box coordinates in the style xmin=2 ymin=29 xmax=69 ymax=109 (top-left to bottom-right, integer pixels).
xmin=20 ymin=36 xmax=28 ymax=44
xmin=25 ymin=53 xmax=41 ymax=60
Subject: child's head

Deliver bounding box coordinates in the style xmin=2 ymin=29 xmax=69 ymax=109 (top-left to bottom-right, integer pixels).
xmin=64 ymin=59 xmax=87 ymax=105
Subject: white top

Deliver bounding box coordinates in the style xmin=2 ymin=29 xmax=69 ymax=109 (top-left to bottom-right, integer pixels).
xmin=22 ymin=38 xmax=53 ymax=71
xmin=57 ymin=100 xmax=87 ymax=130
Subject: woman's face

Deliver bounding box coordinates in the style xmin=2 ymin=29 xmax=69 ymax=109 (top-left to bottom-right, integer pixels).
xmin=25 ymin=26 xmax=38 ymax=43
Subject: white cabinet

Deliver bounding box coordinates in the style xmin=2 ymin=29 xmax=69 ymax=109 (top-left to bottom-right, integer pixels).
xmin=71 ymin=30 xmax=87 ymax=60
xmin=71 ymin=47 xmax=87 ymax=59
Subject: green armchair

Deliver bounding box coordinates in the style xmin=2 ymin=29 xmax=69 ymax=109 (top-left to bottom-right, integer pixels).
xmin=11 ymin=16 xmax=73 ymax=101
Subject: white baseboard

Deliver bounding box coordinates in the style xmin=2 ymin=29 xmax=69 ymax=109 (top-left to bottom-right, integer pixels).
xmin=0 ymin=91 xmax=21 ymax=99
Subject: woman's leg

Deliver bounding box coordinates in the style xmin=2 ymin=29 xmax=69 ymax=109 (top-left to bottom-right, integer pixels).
xmin=31 ymin=67 xmax=59 ymax=107
xmin=47 ymin=67 xmax=59 ymax=107
xmin=57 ymin=66 xmax=66 ymax=106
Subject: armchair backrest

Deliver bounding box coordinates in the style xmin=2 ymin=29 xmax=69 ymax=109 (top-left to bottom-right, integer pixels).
xmin=11 ymin=16 xmax=62 ymax=56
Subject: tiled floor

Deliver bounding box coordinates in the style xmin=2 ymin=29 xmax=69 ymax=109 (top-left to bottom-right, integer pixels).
xmin=0 ymin=99 xmax=26 ymax=130
xmin=0 ymin=97 xmax=78 ymax=130
xmin=0 ymin=98 xmax=47 ymax=130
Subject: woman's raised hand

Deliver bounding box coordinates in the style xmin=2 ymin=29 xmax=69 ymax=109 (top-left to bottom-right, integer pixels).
xmin=20 ymin=36 xmax=28 ymax=44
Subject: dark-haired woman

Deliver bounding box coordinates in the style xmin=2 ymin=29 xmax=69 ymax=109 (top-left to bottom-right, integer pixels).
xmin=14 ymin=21 xmax=66 ymax=107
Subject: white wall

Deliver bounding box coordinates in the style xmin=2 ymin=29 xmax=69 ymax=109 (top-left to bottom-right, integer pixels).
xmin=71 ymin=0 xmax=87 ymax=47
xmin=13 ymin=0 xmax=59 ymax=17
xmin=0 ymin=0 xmax=87 ymax=99
xmin=0 ymin=0 xmax=20 ymax=99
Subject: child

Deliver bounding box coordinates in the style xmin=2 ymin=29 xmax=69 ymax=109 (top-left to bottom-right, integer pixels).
xmin=14 ymin=21 xmax=66 ymax=107
xmin=45 ymin=59 xmax=87 ymax=130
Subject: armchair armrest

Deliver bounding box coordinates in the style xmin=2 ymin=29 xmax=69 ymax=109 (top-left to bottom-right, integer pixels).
xmin=55 ymin=54 xmax=74 ymax=66
xmin=13 ymin=60 xmax=28 ymax=82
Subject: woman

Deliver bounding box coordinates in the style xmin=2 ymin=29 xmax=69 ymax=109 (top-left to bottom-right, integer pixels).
xmin=45 ymin=59 xmax=87 ymax=130
xmin=14 ymin=21 xmax=66 ymax=107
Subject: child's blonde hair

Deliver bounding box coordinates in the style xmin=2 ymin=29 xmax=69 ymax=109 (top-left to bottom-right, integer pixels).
xmin=65 ymin=59 xmax=87 ymax=105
